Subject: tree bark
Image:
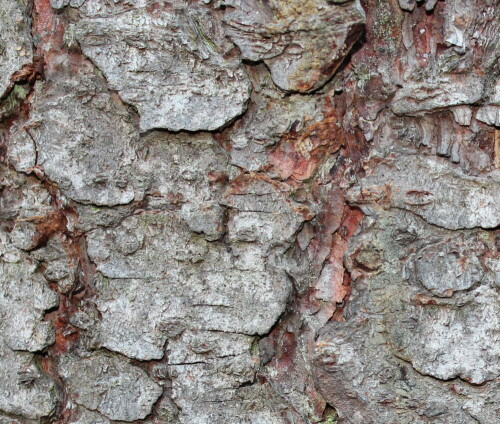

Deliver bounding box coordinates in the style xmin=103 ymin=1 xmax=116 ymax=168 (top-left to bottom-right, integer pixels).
xmin=0 ymin=0 xmax=498 ymax=423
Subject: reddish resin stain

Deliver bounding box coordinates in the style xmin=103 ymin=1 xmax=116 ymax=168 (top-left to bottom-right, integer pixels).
xmin=45 ymin=298 xmax=80 ymax=356
xmin=33 ymin=0 xmax=85 ymax=75
xmin=34 ymin=210 xmax=68 ymax=246
xmin=411 ymin=2 xmax=446 ymax=68
xmin=272 ymin=331 xmax=298 ymax=372
xmin=33 ymin=0 xmax=65 ymax=53
xmin=269 ymin=99 xmax=344 ymax=181
xmin=227 ymin=172 xmax=290 ymax=195
xmin=339 ymin=205 xmax=364 ymax=240
xmin=43 ymin=233 xmax=95 ymax=356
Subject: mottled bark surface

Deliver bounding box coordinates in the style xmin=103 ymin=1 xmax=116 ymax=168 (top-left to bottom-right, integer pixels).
xmin=0 ymin=0 xmax=498 ymax=423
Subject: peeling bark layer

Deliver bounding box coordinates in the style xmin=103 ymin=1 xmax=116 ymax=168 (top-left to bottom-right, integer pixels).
xmin=0 ymin=1 xmax=498 ymax=424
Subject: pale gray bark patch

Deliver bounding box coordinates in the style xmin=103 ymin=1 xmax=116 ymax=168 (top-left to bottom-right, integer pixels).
xmin=22 ymin=72 xmax=146 ymax=206
xmin=0 ymin=347 xmax=59 ymax=419
xmin=0 ymin=231 xmax=59 ymax=419
xmin=72 ymin=0 xmax=251 ymax=132
xmin=347 ymin=153 xmax=500 ymax=230
xmin=58 ymin=353 xmax=163 ymax=421
xmin=0 ymin=0 xmax=33 ymax=98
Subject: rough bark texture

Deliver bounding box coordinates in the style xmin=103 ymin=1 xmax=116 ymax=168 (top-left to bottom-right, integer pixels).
xmin=0 ymin=0 xmax=499 ymax=423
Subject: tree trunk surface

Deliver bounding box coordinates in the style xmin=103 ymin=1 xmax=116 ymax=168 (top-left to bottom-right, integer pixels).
xmin=0 ymin=0 xmax=498 ymax=423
